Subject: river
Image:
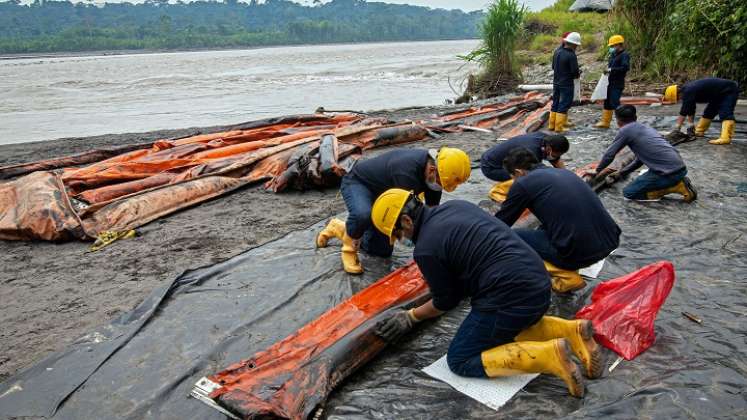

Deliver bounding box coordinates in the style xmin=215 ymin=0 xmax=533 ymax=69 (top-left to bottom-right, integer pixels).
xmin=0 ymin=40 xmax=479 ymax=145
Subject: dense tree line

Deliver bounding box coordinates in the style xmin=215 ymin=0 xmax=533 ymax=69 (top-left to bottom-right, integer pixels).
xmin=0 ymin=0 xmax=482 ymax=53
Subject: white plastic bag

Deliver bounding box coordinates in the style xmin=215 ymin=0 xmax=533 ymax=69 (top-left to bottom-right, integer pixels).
xmin=573 ymin=78 xmax=581 ymax=102
xmin=591 ymin=74 xmax=609 ymax=102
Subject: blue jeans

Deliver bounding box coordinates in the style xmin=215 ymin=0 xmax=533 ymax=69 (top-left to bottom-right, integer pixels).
xmin=480 ymin=163 xmax=511 ymax=182
xmin=513 ymin=228 xmax=595 ymax=270
xmin=604 ymin=86 xmax=623 ymax=110
xmin=447 ymin=293 xmax=550 ymax=378
xmin=339 ymin=175 xmax=394 ymax=257
xmin=623 ymin=167 xmax=687 ymax=200
xmin=702 ymin=88 xmax=738 ymax=120
xmin=551 ymin=84 xmax=573 ymax=113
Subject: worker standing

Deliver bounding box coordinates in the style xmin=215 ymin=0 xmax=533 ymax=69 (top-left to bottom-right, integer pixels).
xmin=664 ymin=77 xmax=739 ymax=145
xmin=595 ymin=35 xmax=630 ymax=129
xmin=588 ymin=105 xmax=697 ymax=202
xmin=370 ymin=189 xmax=603 ymax=397
xmin=316 ymin=147 xmax=470 ymax=274
xmin=495 ymin=148 xmax=620 ymax=293
xmin=480 ymin=132 xmax=569 ymax=202
xmin=550 ymin=32 xmax=581 ymax=133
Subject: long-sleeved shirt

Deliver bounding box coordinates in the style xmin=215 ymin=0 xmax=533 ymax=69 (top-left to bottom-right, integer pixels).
xmin=412 ymin=200 xmax=550 ymax=312
xmin=552 ymin=46 xmax=580 ymax=87
xmin=495 ymin=166 xmax=620 ymax=267
xmin=597 ymin=121 xmax=685 ymax=176
xmin=607 ymin=50 xmax=630 ymax=88
xmin=349 ymin=149 xmax=441 ymax=206
xmin=679 ymin=78 xmax=739 ymax=117
xmin=480 ymin=132 xmax=549 ymax=175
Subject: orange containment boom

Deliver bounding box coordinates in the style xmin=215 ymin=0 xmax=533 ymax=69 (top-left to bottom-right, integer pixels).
xmin=0 ymin=95 xmax=554 ymax=242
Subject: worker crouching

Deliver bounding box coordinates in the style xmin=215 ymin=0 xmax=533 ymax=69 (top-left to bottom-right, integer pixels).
xmin=480 ymin=132 xmax=569 ymax=202
xmin=370 ymin=189 xmax=603 ymax=397
xmin=589 ymin=105 xmax=697 ymax=202
xmin=495 ymin=148 xmax=620 ymax=293
xmin=316 ymin=147 xmax=470 ymax=274
xmin=664 ymin=77 xmax=739 ymax=145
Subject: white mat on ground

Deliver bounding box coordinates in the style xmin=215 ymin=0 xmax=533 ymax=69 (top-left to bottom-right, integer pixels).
xmin=579 ymin=258 xmax=606 ymax=278
xmin=422 ymin=355 xmax=537 ymax=410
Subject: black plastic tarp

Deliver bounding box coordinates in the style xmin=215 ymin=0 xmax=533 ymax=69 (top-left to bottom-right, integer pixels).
xmin=0 ymin=116 xmax=746 ymax=419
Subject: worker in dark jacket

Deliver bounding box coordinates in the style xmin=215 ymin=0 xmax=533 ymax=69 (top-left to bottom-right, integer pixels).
xmin=587 ymin=105 xmax=697 ymax=202
xmin=316 ymin=147 xmax=470 ymax=274
xmin=550 ymin=32 xmax=581 ymax=133
xmin=370 ymin=189 xmax=603 ymax=397
xmin=595 ymin=34 xmax=630 ymax=129
xmin=495 ymin=148 xmax=620 ymax=293
xmin=664 ymin=77 xmax=739 ymax=145
xmin=480 ymin=132 xmax=569 ymax=202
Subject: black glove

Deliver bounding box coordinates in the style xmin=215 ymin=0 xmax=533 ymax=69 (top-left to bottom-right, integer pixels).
xmin=375 ymin=310 xmax=414 ymax=342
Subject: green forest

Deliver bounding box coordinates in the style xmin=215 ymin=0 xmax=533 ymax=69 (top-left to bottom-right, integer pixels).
xmin=0 ymin=0 xmax=482 ymax=54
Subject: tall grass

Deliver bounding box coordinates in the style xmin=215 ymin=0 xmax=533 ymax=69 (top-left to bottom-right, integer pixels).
xmin=460 ymin=0 xmax=527 ymax=94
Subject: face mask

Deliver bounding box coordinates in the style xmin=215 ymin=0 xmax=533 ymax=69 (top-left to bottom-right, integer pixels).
xmin=400 ymin=238 xmax=415 ymax=248
xmin=609 ymin=47 xmax=616 ymax=55
xmin=426 ymin=180 xmax=442 ymax=191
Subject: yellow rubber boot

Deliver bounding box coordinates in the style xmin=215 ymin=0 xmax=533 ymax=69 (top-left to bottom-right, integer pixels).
xmin=693 ymin=117 xmax=712 ymax=137
xmin=481 ymin=339 xmax=585 ymax=398
xmin=709 ymin=120 xmax=734 ymax=145
xmin=548 ymin=112 xmax=557 ymax=131
xmin=516 ymin=316 xmax=603 ymax=379
xmin=564 ymin=117 xmax=576 ymax=128
xmin=488 ymin=179 xmax=514 ymax=202
xmin=544 ymin=261 xmax=585 ymax=293
xmin=646 ymin=177 xmax=697 ymax=202
xmin=554 ymin=113 xmax=567 ymax=133
xmin=341 ymin=232 xmax=364 ymax=274
xmin=316 ymin=218 xmax=345 ymax=248
xmin=594 ymin=109 xmax=613 ymax=129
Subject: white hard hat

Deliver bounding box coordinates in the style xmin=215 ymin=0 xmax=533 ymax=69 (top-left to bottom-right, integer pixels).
xmin=564 ymin=32 xmax=582 ymax=46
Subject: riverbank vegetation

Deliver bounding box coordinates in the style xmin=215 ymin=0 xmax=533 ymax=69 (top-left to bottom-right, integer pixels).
xmin=459 ymin=0 xmax=526 ymax=99
xmin=462 ymin=0 xmax=745 ymax=100
xmin=0 ymin=0 xmax=481 ymax=54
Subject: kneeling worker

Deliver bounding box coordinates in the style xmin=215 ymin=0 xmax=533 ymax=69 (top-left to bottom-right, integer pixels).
xmin=480 ymin=132 xmax=569 ymax=202
xmin=588 ymin=105 xmax=697 ymax=202
xmin=371 ymin=189 xmax=602 ymax=397
xmin=316 ymin=147 xmax=470 ymax=274
xmin=495 ymin=148 xmax=620 ymax=293
xmin=664 ymin=77 xmax=739 ymax=145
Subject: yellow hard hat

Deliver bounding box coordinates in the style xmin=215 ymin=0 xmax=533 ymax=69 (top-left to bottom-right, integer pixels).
xmin=608 ymin=34 xmax=624 ymax=47
xmin=371 ymin=188 xmax=414 ymax=242
xmin=432 ymin=147 xmax=471 ymax=192
xmin=663 ymin=85 xmax=678 ymax=103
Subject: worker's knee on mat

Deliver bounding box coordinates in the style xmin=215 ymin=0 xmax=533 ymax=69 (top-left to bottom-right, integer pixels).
xmin=446 ymin=352 xmax=474 ymax=377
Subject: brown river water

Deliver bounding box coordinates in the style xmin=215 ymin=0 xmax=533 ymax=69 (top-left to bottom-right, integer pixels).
xmin=0 ymin=40 xmax=478 ymax=144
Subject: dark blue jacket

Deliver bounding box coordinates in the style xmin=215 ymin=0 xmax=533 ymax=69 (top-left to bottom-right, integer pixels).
xmin=349 ymin=149 xmax=441 ymax=206
xmin=480 ymin=132 xmax=550 ymax=175
xmin=607 ymin=50 xmax=630 ymax=88
xmin=679 ymin=78 xmax=740 ymax=117
xmin=413 ymin=200 xmax=550 ymax=312
xmin=495 ymin=166 xmax=620 ymax=267
xmin=552 ymin=46 xmax=580 ymax=87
